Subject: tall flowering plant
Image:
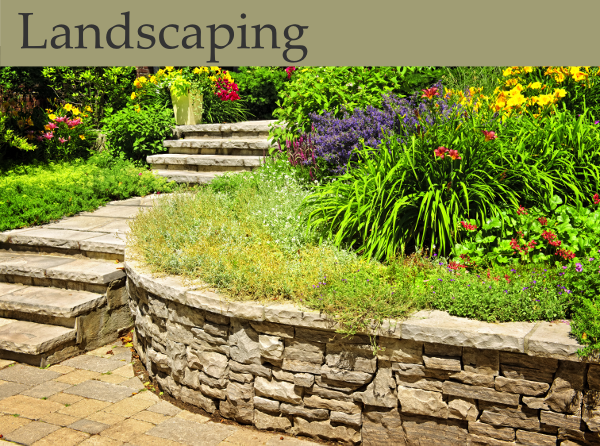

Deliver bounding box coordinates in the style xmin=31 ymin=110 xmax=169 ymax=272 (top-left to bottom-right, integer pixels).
xmin=36 ymin=103 xmax=96 ymax=160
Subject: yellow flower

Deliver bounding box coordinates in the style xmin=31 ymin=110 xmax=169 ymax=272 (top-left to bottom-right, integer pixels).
xmin=211 ymin=66 xmax=220 ymax=72
xmin=554 ymin=73 xmax=565 ymax=83
xmin=529 ymin=82 xmax=542 ymax=90
xmin=166 ymin=66 xmax=174 ymax=71
xmin=27 ymin=117 xmax=33 ymax=126
xmin=537 ymin=94 xmax=553 ymax=106
xmin=131 ymin=92 xmax=136 ymax=100
xmin=193 ymin=68 xmax=201 ymax=74
xmin=505 ymin=78 xmax=518 ymax=87
xmin=45 ymin=108 xmax=53 ymax=113
xmin=79 ymin=135 xmax=85 ymax=140
xmin=554 ymin=88 xmax=567 ymax=98
xmin=86 ymin=106 xmax=93 ymax=112
xmin=134 ymin=79 xmax=142 ymax=89
xmin=72 ymin=108 xmax=80 ymax=116
xmin=139 ymin=77 xmax=147 ymax=84
xmin=48 ymin=114 xmax=57 ymax=121
xmin=506 ymin=92 xmax=526 ymax=108
xmin=523 ymin=66 xmax=533 ymax=73
xmin=509 ymin=85 xmax=524 ymax=96
xmin=150 ymin=76 xmax=157 ymax=84
xmin=502 ymin=67 xmax=513 ymax=77
xmin=64 ymin=104 xmax=73 ymax=111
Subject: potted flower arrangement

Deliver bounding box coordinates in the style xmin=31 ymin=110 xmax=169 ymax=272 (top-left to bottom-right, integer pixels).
xmin=132 ymin=67 xmax=242 ymax=125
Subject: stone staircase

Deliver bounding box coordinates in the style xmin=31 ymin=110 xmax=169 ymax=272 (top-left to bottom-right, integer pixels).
xmin=147 ymin=120 xmax=278 ymax=183
xmin=0 ymin=196 xmax=156 ymax=367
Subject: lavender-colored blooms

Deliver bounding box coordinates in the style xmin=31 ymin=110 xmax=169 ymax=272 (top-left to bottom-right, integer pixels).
xmin=304 ymin=82 xmax=465 ymax=174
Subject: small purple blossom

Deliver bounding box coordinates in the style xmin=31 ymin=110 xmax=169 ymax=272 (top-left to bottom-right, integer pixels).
xmin=576 ymin=263 xmax=583 ymax=272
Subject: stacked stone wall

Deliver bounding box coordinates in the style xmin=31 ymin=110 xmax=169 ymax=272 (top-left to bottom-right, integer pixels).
xmin=126 ymin=261 xmax=599 ymax=445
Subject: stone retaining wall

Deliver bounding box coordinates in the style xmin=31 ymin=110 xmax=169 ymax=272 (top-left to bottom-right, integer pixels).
xmin=126 ymin=259 xmax=599 ymax=445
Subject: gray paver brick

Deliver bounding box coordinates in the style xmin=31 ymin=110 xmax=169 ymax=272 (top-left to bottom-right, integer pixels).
xmin=63 ymin=380 xmax=133 ymax=403
xmin=4 ymin=420 xmax=60 ymax=445
xmin=146 ymin=418 xmax=237 ymax=446
xmin=0 ymin=382 xmax=31 ymax=400
xmin=68 ymin=418 xmax=110 ymax=434
xmin=0 ymin=365 xmax=61 ymax=386
xmin=146 ymin=401 xmax=181 ymax=417
xmin=22 ymin=381 xmax=72 ymax=399
xmin=61 ymin=355 xmax=126 ymax=373
xmin=120 ymin=377 xmax=145 ymax=391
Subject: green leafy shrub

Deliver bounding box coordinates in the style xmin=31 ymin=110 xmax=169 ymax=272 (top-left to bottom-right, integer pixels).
xmin=453 ymin=196 xmax=600 ymax=266
xmin=230 ymin=67 xmax=289 ymax=120
xmin=102 ymin=102 xmax=175 ymax=161
xmin=0 ymin=112 xmax=37 ymax=162
xmin=272 ymin=66 xmax=444 ymax=140
xmin=0 ymin=152 xmax=177 ymax=231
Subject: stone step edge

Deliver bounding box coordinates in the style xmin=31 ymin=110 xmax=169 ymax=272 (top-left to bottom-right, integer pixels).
xmin=0 ymin=252 xmax=126 ymax=285
xmin=174 ymin=120 xmax=279 ymax=134
xmin=152 ymin=171 xmax=226 ymax=184
xmin=0 ymin=318 xmax=77 ymax=355
xmin=125 ymin=256 xmax=584 ymax=362
xmin=0 ymin=284 xmax=107 ymax=319
xmin=163 ymin=139 xmax=276 ymax=148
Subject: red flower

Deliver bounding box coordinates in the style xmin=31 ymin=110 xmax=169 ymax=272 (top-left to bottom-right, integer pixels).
xmin=434 ymin=146 xmax=447 ymax=158
xmin=542 ymin=230 xmax=556 ymax=241
xmin=517 ymin=205 xmax=528 ymax=215
xmin=594 ymin=193 xmax=600 ymax=205
xmin=285 ymin=66 xmax=296 ymax=79
xmin=482 ymin=130 xmax=497 ymax=141
xmin=556 ymin=248 xmax=575 ymax=260
xmin=460 ymin=221 xmax=477 ymax=231
xmin=538 ymin=217 xmax=548 ymax=225
xmin=448 ymin=149 xmax=462 ymax=160
xmin=422 ymin=87 xmax=439 ymax=99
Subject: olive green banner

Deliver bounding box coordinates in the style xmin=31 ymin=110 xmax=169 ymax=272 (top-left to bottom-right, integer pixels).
xmin=1 ymin=0 xmax=600 ymax=66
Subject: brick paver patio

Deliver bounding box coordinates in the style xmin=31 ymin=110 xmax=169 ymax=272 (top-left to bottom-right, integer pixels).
xmin=0 ymin=340 xmax=322 ymax=446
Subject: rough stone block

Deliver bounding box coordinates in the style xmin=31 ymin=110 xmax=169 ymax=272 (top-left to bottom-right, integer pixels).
xmin=281 ymin=359 xmax=322 ymax=374
xmin=516 ymin=429 xmax=557 ymax=446
xmin=479 ymin=404 xmax=540 ymax=430
xmin=395 ymin=375 xmax=443 ymax=392
xmin=522 ymin=396 xmax=549 ymax=410
xmin=448 ymin=396 xmax=478 ymax=421
xmin=545 ymin=361 xmax=585 ymax=414
xmin=304 ymin=394 xmax=361 ymax=414
xmin=500 ymin=364 xmax=555 ymax=383
xmin=424 ymin=343 xmax=463 ymax=358
xmin=294 ymin=373 xmax=315 ymax=388
xmin=253 ymin=409 xmax=291 ymax=432
xmin=229 ymin=318 xmax=261 ymax=365
xmin=539 ymin=410 xmax=582 ymax=430
xmin=229 ymin=360 xmax=272 ymax=379
xmin=331 ymin=410 xmax=362 ymax=427
xmin=377 ymin=338 xmax=422 ymax=364
xmin=401 ymin=414 xmax=469 ymax=445
xmin=259 ymin=335 xmax=284 ymax=361
xmin=463 ymin=347 xmax=499 ymax=376
xmin=361 ymin=407 xmax=404 ymax=446
xmin=283 ymin=339 xmax=324 ymax=363
xmin=249 ymin=321 xmax=294 ymax=338
xmin=204 ymin=321 xmax=229 ymax=338
xmin=253 ymin=396 xmax=280 ymax=413
xmin=320 ymin=365 xmax=373 ymax=386
xmin=353 ymin=367 xmax=397 ymax=408
xmin=229 ymin=371 xmax=253 ymax=383
xmin=468 ymin=421 xmax=515 ymax=441
xmin=499 ymin=352 xmax=558 ymax=373
xmin=326 ymin=342 xmax=377 ymax=373
xmin=443 ymin=381 xmax=520 ymax=406
xmin=199 ymin=383 xmax=226 ymax=400
xmin=423 ymin=354 xmax=462 ymax=371
xmin=450 ymin=371 xmax=495 ymax=387
xmin=397 ymin=385 xmax=448 ymax=418
xmin=280 ymin=403 xmax=328 ymax=420
xmin=307 ymin=384 xmax=354 ymax=403
xmin=293 ymin=417 xmax=361 ymax=445
xmin=254 ymin=376 xmax=302 ymax=404
xmin=272 ymin=368 xmax=294 ymax=382
xmin=167 ymin=301 xmax=204 ymax=327
xmin=393 ymin=362 xmax=451 ymax=380
xmin=495 ymin=376 xmax=550 ymax=396
xmin=181 ymin=385 xmax=217 ymax=413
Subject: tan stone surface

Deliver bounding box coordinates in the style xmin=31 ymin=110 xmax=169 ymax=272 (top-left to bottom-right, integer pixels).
xmin=131 ymin=410 xmax=171 ymax=424
xmin=56 ymin=370 xmax=102 ymax=385
xmin=100 ymin=418 xmax=154 ymax=442
xmin=48 ymin=365 xmax=76 ymax=375
xmin=48 ymin=392 xmax=84 ymax=405
xmin=98 ymin=374 xmax=129 ymax=385
xmin=0 ymin=394 xmax=64 ymax=419
xmin=59 ymin=398 xmax=111 ymax=418
xmin=31 ymin=427 xmax=90 ymax=446
xmin=103 ymin=397 xmax=154 ymax=417
xmin=39 ymin=412 xmax=80 ymax=426
xmin=78 ymin=435 xmax=124 ymax=445
xmin=0 ymin=413 xmax=32 ymax=434
xmin=112 ymin=364 xmax=135 ymax=379
xmin=86 ymin=411 xmax=126 ymax=426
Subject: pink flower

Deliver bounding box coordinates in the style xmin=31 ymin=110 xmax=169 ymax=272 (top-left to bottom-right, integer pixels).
xmin=434 ymin=146 xmax=447 ymax=158
xmin=42 ymin=132 xmax=54 ymax=140
xmin=46 ymin=122 xmax=58 ymax=130
xmin=448 ymin=149 xmax=461 ymax=160
xmin=285 ymin=66 xmax=296 ymax=79
xmin=55 ymin=116 xmax=67 ymax=123
xmin=482 ymin=130 xmax=497 ymax=141
xmin=422 ymin=87 xmax=439 ymax=99
xmin=67 ymin=118 xmax=81 ymax=128
xmin=58 ymin=137 xmax=67 ymax=143
xmin=138 ymin=173 xmax=143 ymax=176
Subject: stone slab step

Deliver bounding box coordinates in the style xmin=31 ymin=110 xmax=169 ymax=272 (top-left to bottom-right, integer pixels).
xmin=0 ymin=282 xmax=106 ymax=320
xmin=164 ymin=138 xmax=275 ymax=156
xmin=175 ymin=120 xmax=278 ymax=139
xmin=0 ymin=251 xmax=125 ymax=292
xmin=0 ymin=228 xmax=125 ymax=258
xmin=152 ymin=170 xmax=229 ymax=184
xmin=147 ymin=154 xmax=263 ymax=168
xmin=0 ymin=317 xmax=76 ymax=356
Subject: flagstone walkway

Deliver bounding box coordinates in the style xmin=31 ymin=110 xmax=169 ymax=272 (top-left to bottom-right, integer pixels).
xmin=0 ymin=340 xmax=322 ymax=446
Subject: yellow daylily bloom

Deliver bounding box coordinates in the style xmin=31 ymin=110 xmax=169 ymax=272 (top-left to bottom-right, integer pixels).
xmin=48 ymin=114 xmax=57 ymax=121
xmin=79 ymin=135 xmax=86 ymax=140
xmin=529 ymin=82 xmax=542 ymax=89
xmin=64 ymin=104 xmax=73 ymax=111
xmin=131 ymin=92 xmax=136 ymax=100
